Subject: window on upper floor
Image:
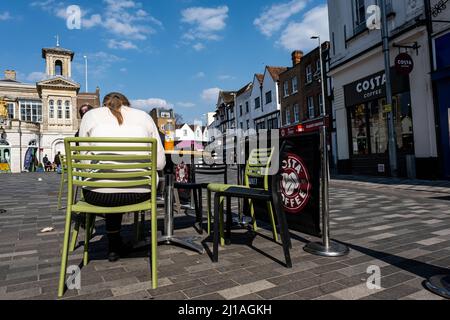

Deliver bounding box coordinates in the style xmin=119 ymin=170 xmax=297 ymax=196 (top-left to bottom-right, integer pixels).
xmin=306 ymin=65 xmax=313 ymax=84
xmin=255 ymin=97 xmax=261 ymax=109
xmin=183 ymin=129 xmax=188 ymax=136
xmin=245 ymin=101 xmax=249 ymax=113
xmin=307 ymin=96 xmax=315 ymax=119
xmin=354 ymin=0 xmax=366 ymax=33
xmin=265 ymin=91 xmax=272 ymax=104
xmin=283 ymin=81 xmax=289 ymax=97
xmin=239 ymin=105 xmax=243 ymax=116
xmin=49 ymin=100 xmax=55 ymax=119
xmin=20 ymin=100 xmax=42 ymax=123
xmin=285 ymin=107 xmax=291 ymax=125
xmin=57 ymin=100 xmax=63 ymax=119
xmin=294 ymin=104 xmax=300 ymax=123
xmin=65 ymin=101 xmax=71 ymax=119
xmin=7 ymin=103 xmax=15 ymax=120
xmin=292 ymin=77 xmax=298 ymax=93
xmin=316 ymin=59 xmax=321 ymax=73
xmin=246 ymin=119 xmax=250 ymax=129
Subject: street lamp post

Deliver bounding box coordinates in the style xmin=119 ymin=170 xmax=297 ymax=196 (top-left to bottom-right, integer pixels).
xmin=304 ymin=36 xmax=349 ymax=257
xmin=83 ymin=55 xmax=88 ymax=93
xmin=380 ymin=0 xmax=398 ymax=177
xmin=0 ymin=126 xmax=7 ymax=213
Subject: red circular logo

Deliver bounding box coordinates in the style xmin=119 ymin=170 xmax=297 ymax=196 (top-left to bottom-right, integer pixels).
xmin=395 ymin=53 xmax=414 ymax=75
xmin=280 ymin=153 xmax=311 ymax=213
xmin=176 ymin=163 xmax=189 ymax=183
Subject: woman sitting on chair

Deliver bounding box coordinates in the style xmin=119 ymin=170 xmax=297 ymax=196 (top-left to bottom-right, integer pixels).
xmin=78 ymin=92 xmax=166 ymax=262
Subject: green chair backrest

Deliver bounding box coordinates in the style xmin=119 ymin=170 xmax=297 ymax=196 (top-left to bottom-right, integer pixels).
xmin=63 ymin=137 xmax=158 ymax=204
xmin=244 ymin=147 xmax=275 ymax=190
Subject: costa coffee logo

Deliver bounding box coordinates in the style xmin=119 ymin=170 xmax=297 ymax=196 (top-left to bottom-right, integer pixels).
xmin=395 ymin=53 xmax=414 ymax=75
xmin=176 ymin=163 xmax=189 ymax=183
xmin=356 ymin=74 xmax=386 ymax=94
xmin=280 ymin=153 xmax=311 ymax=213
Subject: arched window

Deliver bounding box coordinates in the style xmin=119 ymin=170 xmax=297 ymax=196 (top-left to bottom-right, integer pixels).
xmin=65 ymin=101 xmax=71 ymax=119
xmin=49 ymin=100 xmax=55 ymax=118
xmin=55 ymin=60 xmax=63 ymax=76
xmin=57 ymin=100 xmax=63 ymax=119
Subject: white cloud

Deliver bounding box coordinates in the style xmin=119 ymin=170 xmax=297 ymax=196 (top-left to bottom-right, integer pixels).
xmin=254 ymin=0 xmax=308 ymax=37
xmin=31 ymin=0 xmax=162 ymax=49
xmin=26 ymin=72 xmax=47 ymax=82
xmin=193 ymin=72 xmax=206 ymax=79
xmin=108 ymin=39 xmax=138 ymax=50
xmin=279 ymin=5 xmax=329 ymax=51
xmin=0 ymin=11 xmax=12 ymax=21
xmin=201 ymin=88 xmax=221 ymax=103
xmin=181 ymin=6 xmax=229 ymax=49
xmin=83 ymin=14 xmax=102 ymax=28
xmin=131 ymin=98 xmax=173 ymax=112
xmin=218 ymin=75 xmax=235 ymax=80
xmin=176 ymin=102 xmax=196 ymax=108
xmin=193 ymin=43 xmax=205 ymax=51
xmin=73 ymin=51 xmax=125 ymax=79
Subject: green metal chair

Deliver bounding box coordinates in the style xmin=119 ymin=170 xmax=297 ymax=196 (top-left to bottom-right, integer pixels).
xmin=206 ymin=148 xmax=279 ymax=246
xmin=57 ymin=154 xmax=68 ymax=210
xmin=58 ymin=137 xmax=159 ymax=298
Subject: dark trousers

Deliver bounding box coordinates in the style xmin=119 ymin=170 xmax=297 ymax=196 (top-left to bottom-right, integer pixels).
xmin=82 ymin=190 xmax=151 ymax=233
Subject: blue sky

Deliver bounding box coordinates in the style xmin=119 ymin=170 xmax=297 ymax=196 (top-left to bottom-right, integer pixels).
xmin=0 ymin=0 xmax=328 ymax=123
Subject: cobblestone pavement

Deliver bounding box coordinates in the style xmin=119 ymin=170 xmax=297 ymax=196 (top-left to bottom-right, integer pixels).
xmin=0 ymin=172 xmax=449 ymax=300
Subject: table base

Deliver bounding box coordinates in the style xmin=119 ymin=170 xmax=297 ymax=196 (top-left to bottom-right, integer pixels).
xmin=158 ymin=235 xmax=205 ymax=254
xmin=304 ymin=240 xmax=350 ymax=257
xmin=425 ymin=274 xmax=450 ymax=299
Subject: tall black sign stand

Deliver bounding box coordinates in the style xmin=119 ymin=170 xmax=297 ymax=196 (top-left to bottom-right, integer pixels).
xmin=303 ymin=125 xmax=349 ymax=257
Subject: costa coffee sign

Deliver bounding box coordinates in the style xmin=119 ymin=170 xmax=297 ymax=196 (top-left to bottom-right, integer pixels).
xmin=280 ymin=153 xmax=312 ymax=213
xmin=344 ymin=69 xmax=409 ymax=106
xmin=395 ymin=53 xmax=414 ymax=75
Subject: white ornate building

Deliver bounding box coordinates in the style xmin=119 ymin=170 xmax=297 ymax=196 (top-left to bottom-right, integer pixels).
xmin=0 ymin=44 xmax=100 ymax=173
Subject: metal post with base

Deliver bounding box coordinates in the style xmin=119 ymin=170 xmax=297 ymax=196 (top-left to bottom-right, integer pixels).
xmin=425 ymin=275 xmax=450 ymax=300
xmin=157 ymin=173 xmax=205 ymax=254
xmin=304 ymin=125 xmax=349 ymax=257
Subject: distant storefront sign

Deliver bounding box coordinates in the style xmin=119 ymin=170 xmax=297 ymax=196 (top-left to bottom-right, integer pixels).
xmin=395 ymin=53 xmax=414 ymax=75
xmin=344 ymin=68 xmax=410 ymax=106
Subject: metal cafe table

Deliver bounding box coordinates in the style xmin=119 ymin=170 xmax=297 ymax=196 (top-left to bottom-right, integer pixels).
xmin=157 ymin=149 xmax=206 ymax=254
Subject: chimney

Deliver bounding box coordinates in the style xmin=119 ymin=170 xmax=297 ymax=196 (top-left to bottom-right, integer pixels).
xmin=291 ymin=51 xmax=303 ymax=67
xmin=4 ymin=70 xmax=16 ymax=81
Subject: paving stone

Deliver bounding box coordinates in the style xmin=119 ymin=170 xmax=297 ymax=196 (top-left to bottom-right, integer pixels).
xmin=1 ymin=173 xmax=450 ymax=300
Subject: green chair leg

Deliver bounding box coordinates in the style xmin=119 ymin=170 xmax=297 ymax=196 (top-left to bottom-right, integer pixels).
xmin=58 ymin=208 xmax=73 ymax=298
xmin=267 ymin=202 xmax=279 ymax=242
xmin=69 ymin=215 xmax=80 ymax=252
xmin=151 ymin=205 xmax=158 ymax=289
xmin=249 ymin=199 xmax=258 ymax=231
xmin=219 ymin=196 xmax=225 ymax=247
xmin=83 ymin=214 xmax=92 ymax=266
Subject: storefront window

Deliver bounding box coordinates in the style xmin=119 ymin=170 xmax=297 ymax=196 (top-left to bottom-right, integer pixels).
xmin=394 ymin=93 xmax=414 ymax=153
xmin=369 ymin=100 xmax=388 ymax=155
xmin=349 ymin=93 xmax=414 ymax=157
xmin=349 ymin=104 xmax=369 ymax=155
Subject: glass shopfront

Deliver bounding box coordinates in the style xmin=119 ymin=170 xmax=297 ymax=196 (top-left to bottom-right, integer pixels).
xmin=344 ymin=68 xmax=414 ymax=175
xmin=349 ymin=93 xmax=414 ymax=156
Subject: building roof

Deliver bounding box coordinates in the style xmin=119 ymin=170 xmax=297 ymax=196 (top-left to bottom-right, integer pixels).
xmin=219 ymin=91 xmax=236 ymax=105
xmin=266 ymin=66 xmax=288 ymax=82
xmin=42 ymin=47 xmax=75 ymax=60
xmin=255 ymin=74 xmax=264 ymax=85
xmin=0 ymin=79 xmax=20 ymax=83
xmin=236 ymin=82 xmax=253 ymax=97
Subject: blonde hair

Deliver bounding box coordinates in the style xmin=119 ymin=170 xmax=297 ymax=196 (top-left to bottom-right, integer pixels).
xmin=103 ymin=92 xmax=130 ymax=125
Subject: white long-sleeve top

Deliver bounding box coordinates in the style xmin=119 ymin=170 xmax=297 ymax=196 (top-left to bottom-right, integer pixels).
xmin=78 ymin=106 xmax=166 ymax=194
